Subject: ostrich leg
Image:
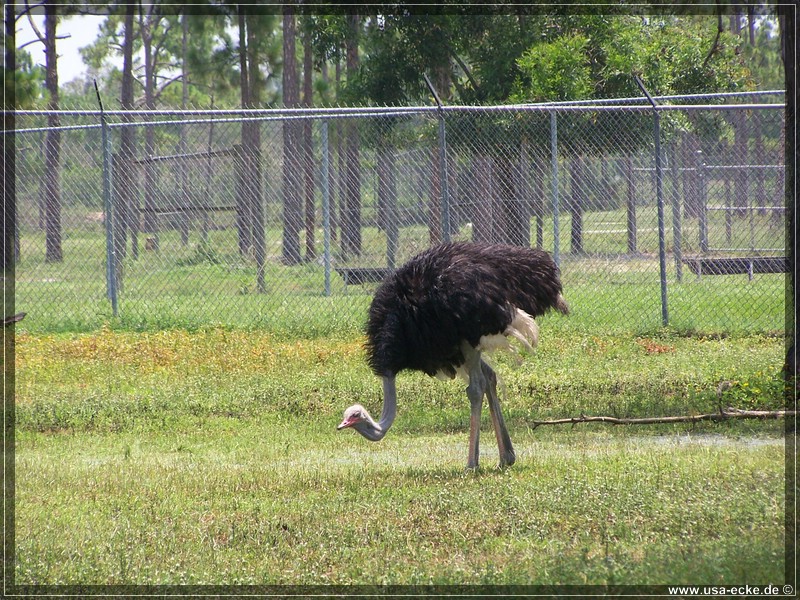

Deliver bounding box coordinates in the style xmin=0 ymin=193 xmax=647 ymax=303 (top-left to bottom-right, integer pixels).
xmin=482 ymin=360 xmax=516 ymax=467
xmin=464 ymin=348 xmax=486 ymax=469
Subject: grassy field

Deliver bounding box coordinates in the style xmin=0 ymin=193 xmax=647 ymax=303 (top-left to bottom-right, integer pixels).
xmin=10 ymin=204 xmax=790 ymax=589
xmin=12 ymin=326 xmax=789 ymax=588
xmin=14 ymin=208 xmax=787 ymax=335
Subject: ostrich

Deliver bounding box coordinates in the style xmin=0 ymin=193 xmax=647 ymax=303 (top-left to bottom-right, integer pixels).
xmin=337 ymin=241 xmax=568 ymax=469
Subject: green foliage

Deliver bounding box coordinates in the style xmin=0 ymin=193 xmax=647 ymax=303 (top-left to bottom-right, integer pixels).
xmin=514 ymin=34 xmax=593 ymax=102
xmin=344 ymin=15 xmax=458 ymax=106
xmin=514 ymin=16 xmax=755 ymax=103
xmin=78 ymin=9 xmax=248 ymax=108
xmin=504 ymin=16 xmax=763 ymax=157
xmin=5 ymin=49 xmax=44 ymax=109
xmin=740 ymin=17 xmax=784 ymax=90
xmin=182 ymin=12 xmax=241 ymax=103
xmin=345 ymin=25 xmax=420 ymax=106
xmin=718 ymin=371 xmax=786 ymax=411
xmin=175 ymin=242 xmax=222 ymax=267
xmin=18 ymin=10 xmax=783 ymax=112
xmin=304 ymin=14 xmax=351 ymax=68
xmin=456 ymin=14 xmax=543 ymax=104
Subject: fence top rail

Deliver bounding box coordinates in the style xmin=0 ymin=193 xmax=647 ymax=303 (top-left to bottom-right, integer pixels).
xmin=7 ymin=95 xmax=786 ymax=121
xmin=6 ymin=102 xmax=785 ymax=135
xmin=524 ymin=88 xmax=785 ymax=107
xmin=440 ymin=103 xmax=784 ymax=113
xmin=9 ymin=106 xmax=437 ymax=118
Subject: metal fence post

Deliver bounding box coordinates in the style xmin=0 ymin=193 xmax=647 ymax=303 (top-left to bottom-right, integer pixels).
xmin=550 ymin=111 xmax=560 ymax=267
xmin=96 ymin=82 xmax=118 ymax=318
xmin=636 ymin=76 xmax=668 ymax=327
xmin=655 ymin=112 xmax=668 ymax=327
xmin=12 ymin=97 xmax=784 ymax=334
xmin=322 ymin=119 xmax=331 ymax=297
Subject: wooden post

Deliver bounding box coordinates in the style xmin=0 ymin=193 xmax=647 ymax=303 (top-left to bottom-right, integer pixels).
xmin=234 ymin=144 xmax=250 ymax=256
xmin=569 ymin=155 xmax=585 ymax=255
xmin=377 ymin=133 xmax=398 ymax=269
xmin=626 ymin=155 xmax=637 ymax=254
xmin=472 ymin=155 xmax=494 ymax=244
xmin=531 ymin=154 xmax=545 ymax=249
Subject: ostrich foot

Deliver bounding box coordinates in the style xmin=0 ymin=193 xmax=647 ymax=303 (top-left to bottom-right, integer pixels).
xmin=498 ymin=449 xmax=516 ymax=468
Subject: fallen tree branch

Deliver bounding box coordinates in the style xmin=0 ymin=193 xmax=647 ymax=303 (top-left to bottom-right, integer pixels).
xmin=528 ymin=407 xmax=797 ymax=430
xmin=3 ymin=312 xmax=26 ymax=327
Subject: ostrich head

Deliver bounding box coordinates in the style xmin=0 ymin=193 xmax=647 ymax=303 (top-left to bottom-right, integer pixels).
xmin=337 ymin=404 xmax=381 ymax=438
xmin=337 ymin=376 xmax=397 ymax=442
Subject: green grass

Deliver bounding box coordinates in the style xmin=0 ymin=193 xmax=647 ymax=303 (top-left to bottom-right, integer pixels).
xmin=14 ymin=424 xmax=786 ymax=587
xmin=14 ymin=209 xmax=786 ymax=336
xmin=12 ymin=328 xmax=789 ymax=587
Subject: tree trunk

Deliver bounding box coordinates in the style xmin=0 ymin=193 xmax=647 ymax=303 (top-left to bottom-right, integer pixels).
xmin=140 ymin=9 xmax=158 ymax=238
xmin=732 ymin=109 xmax=748 ymax=218
xmin=569 ymin=155 xmax=585 ymax=254
xmin=44 ymin=1 xmax=62 ymax=262
xmin=246 ymin=12 xmax=265 ymax=291
xmin=333 ymin=58 xmax=343 ymax=245
xmin=471 ymin=155 xmax=494 ymax=244
xmin=753 ymin=110 xmax=766 ymax=214
xmin=37 ymin=136 xmax=45 ymax=231
xmin=302 ymin=24 xmax=315 ymax=261
xmin=179 ymin=11 xmax=190 ymax=247
xmin=236 ymin=8 xmax=252 ymax=255
xmin=495 ymin=153 xmax=528 ymax=247
xmin=779 ymin=5 xmax=797 ymax=387
xmin=729 ymin=11 xmax=741 ymax=35
xmin=513 ymin=145 xmax=531 ymax=247
xmin=111 ymin=153 xmax=129 ymax=289
xmin=281 ymin=7 xmax=302 ymax=265
xmin=377 ymin=130 xmax=398 ymax=268
xmin=234 ymin=144 xmax=248 ymax=257
xmin=427 ymin=63 xmax=451 ymax=246
xmin=119 ymin=3 xmax=137 ymax=259
xmin=323 ymin=59 xmax=337 ymax=244
xmin=522 ymin=135 xmax=543 ymax=248
xmin=4 ymin=3 xmax=17 ymax=269
xmin=341 ymin=14 xmax=362 ymax=258
xmin=774 ymin=125 xmax=785 ymax=217
xmin=682 ymin=133 xmax=702 ymax=219
xmin=531 ymin=156 xmax=545 ymax=249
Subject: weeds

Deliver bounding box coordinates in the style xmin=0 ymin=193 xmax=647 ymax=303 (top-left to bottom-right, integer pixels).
xmin=174 ymin=242 xmax=222 ymax=267
xmin=12 ymin=329 xmax=787 ymax=586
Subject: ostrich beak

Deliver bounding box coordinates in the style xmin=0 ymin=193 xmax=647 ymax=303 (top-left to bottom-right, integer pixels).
xmin=337 ymin=417 xmax=356 ymax=430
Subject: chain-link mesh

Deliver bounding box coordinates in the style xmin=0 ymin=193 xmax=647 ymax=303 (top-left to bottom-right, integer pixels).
xmin=12 ymin=93 xmax=786 ymax=334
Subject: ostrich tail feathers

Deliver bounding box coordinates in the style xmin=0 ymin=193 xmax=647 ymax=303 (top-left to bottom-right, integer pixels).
xmin=476 ymin=307 xmax=539 ymax=367
xmin=555 ymin=294 xmax=570 ymax=315
xmin=506 ymin=307 xmax=539 ymax=352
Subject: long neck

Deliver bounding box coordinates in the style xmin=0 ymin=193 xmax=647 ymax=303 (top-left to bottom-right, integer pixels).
xmin=356 ymin=375 xmax=397 ymax=441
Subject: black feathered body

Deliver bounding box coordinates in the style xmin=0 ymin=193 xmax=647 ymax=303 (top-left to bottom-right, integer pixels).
xmin=365 ymin=242 xmax=567 ymax=378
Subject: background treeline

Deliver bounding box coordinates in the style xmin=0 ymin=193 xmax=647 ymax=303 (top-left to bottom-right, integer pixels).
xmin=9 ymin=4 xmax=784 ymax=112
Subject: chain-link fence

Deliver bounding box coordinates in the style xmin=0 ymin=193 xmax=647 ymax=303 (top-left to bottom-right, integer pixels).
xmin=10 ymin=91 xmax=787 ymax=334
